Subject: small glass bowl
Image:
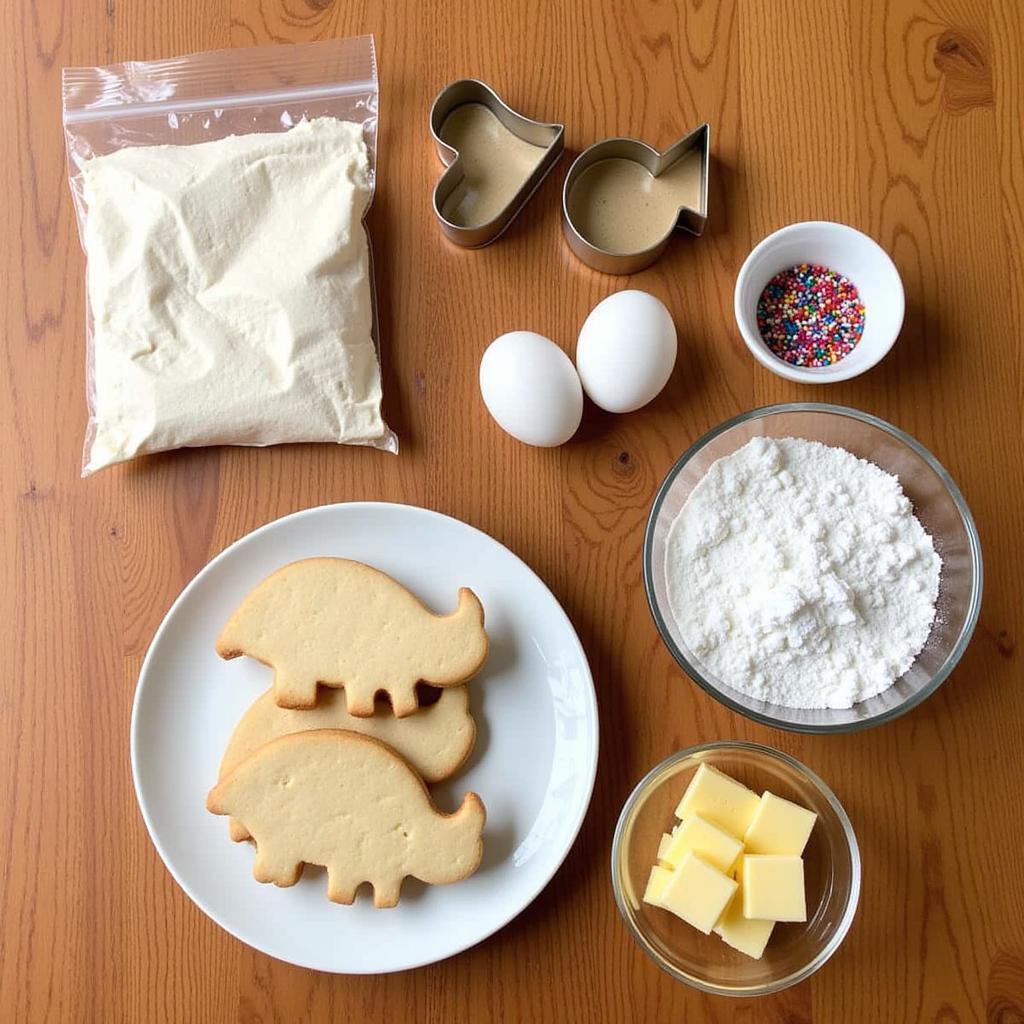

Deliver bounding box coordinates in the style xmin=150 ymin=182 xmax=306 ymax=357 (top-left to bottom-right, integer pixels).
xmin=644 ymin=403 xmax=983 ymax=733
xmin=611 ymin=742 xmax=860 ymax=996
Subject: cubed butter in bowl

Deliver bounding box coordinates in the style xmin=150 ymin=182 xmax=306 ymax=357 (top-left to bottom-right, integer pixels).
xmin=657 ymin=833 xmax=673 ymax=863
xmin=714 ymin=870 xmax=775 ymax=961
xmin=656 ymin=852 xmax=738 ymax=934
xmin=643 ymin=864 xmax=673 ymax=905
xmin=744 ymin=791 xmax=818 ymax=856
xmin=741 ymin=855 xmax=807 ymax=922
xmin=661 ymin=813 xmax=744 ymax=875
xmin=645 ymin=766 xmax=812 ymax=940
xmin=675 ymin=763 xmax=761 ymax=837
xmin=612 ymin=742 xmax=859 ymax=997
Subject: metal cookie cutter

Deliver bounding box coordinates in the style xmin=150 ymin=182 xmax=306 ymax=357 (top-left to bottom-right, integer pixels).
xmin=562 ymin=123 xmax=711 ymax=275
xmin=430 ymin=79 xmax=564 ymax=248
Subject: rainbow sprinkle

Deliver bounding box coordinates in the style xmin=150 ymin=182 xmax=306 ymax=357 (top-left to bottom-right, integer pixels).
xmin=756 ymin=264 xmax=865 ymax=367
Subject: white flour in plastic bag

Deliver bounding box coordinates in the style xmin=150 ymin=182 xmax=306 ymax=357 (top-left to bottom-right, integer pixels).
xmin=79 ymin=116 xmax=394 ymax=472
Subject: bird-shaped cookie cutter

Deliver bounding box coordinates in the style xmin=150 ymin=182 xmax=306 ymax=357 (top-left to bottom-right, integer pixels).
xmin=562 ymin=123 xmax=711 ymax=275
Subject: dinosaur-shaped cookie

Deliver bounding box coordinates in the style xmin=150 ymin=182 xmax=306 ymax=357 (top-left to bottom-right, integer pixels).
xmin=206 ymin=729 xmax=486 ymax=907
xmin=219 ymin=686 xmax=476 ymax=842
xmin=216 ymin=558 xmax=489 ymax=715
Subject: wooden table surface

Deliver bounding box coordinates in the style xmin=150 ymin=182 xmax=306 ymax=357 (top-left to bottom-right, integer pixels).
xmin=4 ymin=0 xmax=1024 ymax=1020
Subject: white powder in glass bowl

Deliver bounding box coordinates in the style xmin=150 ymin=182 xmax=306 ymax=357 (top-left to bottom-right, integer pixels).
xmin=665 ymin=436 xmax=941 ymax=709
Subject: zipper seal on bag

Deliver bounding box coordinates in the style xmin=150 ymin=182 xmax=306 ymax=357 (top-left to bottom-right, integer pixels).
xmin=63 ymin=78 xmax=378 ymax=125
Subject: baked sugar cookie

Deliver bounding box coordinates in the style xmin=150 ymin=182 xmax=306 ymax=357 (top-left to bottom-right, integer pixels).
xmin=216 ymin=558 xmax=489 ymax=715
xmin=220 ymin=686 xmax=476 ymax=841
xmin=206 ymin=730 xmax=486 ymax=908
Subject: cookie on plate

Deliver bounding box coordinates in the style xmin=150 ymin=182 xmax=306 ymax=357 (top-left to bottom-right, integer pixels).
xmin=206 ymin=729 xmax=486 ymax=908
xmin=220 ymin=686 xmax=476 ymax=841
xmin=216 ymin=558 xmax=489 ymax=716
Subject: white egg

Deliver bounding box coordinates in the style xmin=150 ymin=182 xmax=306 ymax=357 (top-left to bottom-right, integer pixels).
xmin=479 ymin=331 xmax=583 ymax=447
xmin=576 ymin=290 xmax=677 ymax=413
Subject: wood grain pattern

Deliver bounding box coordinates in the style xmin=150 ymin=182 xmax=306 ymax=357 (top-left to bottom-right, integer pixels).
xmin=2 ymin=0 xmax=1023 ymax=1020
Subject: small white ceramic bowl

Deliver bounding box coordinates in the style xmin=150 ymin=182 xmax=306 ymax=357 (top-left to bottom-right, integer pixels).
xmin=734 ymin=222 xmax=904 ymax=383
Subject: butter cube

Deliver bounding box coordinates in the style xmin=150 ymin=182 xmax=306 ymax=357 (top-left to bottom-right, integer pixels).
xmin=657 ymin=832 xmax=673 ymax=864
xmin=642 ymin=864 xmax=673 ymax=907
xmin=744 ymin=791 xmax=817 ymax=856
xmin=662 ymin=813 xmax=744 ymax=874
xmin=675 ymin=763 xmax=761 ymax=839
xmin=660 ymin=852 xmax=738 ymax=934
xmin=741 ymin=855 xmax=806 ymax=922
xmin=714 ymin=878 xmax=775 ymax=960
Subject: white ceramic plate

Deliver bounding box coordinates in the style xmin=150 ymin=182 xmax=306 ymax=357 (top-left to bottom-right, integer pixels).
xmin=131 ymin=503 xmax=598 ymax=973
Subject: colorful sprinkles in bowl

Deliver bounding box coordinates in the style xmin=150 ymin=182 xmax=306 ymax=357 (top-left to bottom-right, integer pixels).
xmin=756 ymin=264 xmax=866 ymax=367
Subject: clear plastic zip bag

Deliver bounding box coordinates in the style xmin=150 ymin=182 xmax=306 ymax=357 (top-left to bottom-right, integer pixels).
xmin=62 ymin=35 xmax=397 ymax=474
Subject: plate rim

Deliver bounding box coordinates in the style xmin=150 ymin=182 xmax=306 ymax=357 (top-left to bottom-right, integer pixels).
xmin=130 ymin=500 xmax=599 ymax=974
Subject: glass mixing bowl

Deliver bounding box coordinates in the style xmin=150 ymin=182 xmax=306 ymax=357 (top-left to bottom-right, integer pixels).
xmin=612 ymin=742 xmax=860 ymax=996
xmin=644 ymin=403 xmax=982 ymax=733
